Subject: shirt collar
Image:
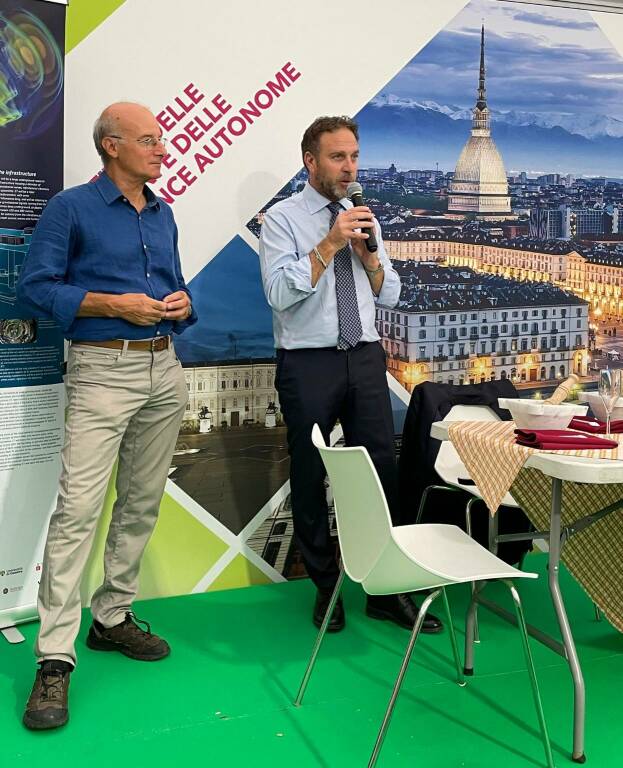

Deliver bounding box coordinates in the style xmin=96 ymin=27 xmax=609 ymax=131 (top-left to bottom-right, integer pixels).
xmin=144 ymin=185 xmax=160 ymax=209
xmin=302 ymin=182 xmax=350 ymax=215
xmin=94 ymin=171 xmax=160 ymax=209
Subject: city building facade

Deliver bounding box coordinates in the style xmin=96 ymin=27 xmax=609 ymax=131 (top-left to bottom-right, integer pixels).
xmin=384 ymin=234 xmax=623 ymax=320
xmin=182 ymin=359 xmax=280 ymax=429
xmin=378 ymin=262 xmax=589 ymax=392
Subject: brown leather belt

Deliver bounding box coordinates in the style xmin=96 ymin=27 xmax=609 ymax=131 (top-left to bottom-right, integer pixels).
xmin=72 ymin=336 xmax=171 ymax=352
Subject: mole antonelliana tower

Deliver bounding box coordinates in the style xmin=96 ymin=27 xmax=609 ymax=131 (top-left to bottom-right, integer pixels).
xmin=447 ymin=25 xmax=513 ymax=220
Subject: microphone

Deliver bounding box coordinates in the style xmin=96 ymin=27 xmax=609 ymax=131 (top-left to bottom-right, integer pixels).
xmin=347 ymin=181 xmax=378 ymax=252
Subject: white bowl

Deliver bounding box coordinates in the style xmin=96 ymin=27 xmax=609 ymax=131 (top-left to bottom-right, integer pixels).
xmin=498 ymin=398 xmax=588 ymax=430
xmin=584 ymin=392 xmax=623 ymax=423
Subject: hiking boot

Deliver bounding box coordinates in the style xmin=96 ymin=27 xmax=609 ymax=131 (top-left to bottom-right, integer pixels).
xmin=86 ymin=611 xmax=170 ymax=661
xmin=23 ymin=660 xmax=72 ymax=731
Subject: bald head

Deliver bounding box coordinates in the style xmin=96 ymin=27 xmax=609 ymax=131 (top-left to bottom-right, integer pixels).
xmin=93 ymin=101 xmax=154 ymax=163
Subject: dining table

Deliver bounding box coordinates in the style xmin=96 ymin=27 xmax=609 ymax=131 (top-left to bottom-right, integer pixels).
xmin=430 ymin=418 xmax=623 ymax=764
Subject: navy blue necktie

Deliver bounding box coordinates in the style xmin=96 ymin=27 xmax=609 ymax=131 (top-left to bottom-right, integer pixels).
xmin=327 ymin=202 xmax=363 ymax=350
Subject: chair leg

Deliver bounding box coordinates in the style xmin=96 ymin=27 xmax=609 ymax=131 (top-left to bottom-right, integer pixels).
xmin=415 ymin=485 xmax=459 ymax=525
xmin=368 ymin=589 xmax=442 ymax=768
xmin=415 ymin=486 xmax=432 ymax=524
xmin=464 ymin=581 xmax=485 ymax=676
xmin=441 ymin=588 xmax=465 ymax=687
xmin=465 ymin=497 xmax=481 ymax=644
xmin=295 ymin=568 xmax=345 ymax=707
xmin=504 ymin=580 xmax=555 ymax=768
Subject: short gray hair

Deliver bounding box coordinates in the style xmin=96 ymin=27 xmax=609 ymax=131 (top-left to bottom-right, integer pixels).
xmin=93 ymin=112 xmax=119 ymax=163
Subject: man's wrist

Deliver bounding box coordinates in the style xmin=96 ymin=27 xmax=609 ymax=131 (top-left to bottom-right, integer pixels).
xmin=313 ymin=247 xmax=327 ymax=270
xmin=319 ymin=235 xmax=341 ymax=257
xmin=363 ymin=260 xmax=383 ymax=276
xmin=106 ymin=294 xmax=126 ymax=318
xmin=81 ymin=291 xmax=121 ymax=319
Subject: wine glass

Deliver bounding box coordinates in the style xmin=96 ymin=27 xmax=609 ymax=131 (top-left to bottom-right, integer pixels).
xmin=598 ymin=368 xmax=622 ymax=434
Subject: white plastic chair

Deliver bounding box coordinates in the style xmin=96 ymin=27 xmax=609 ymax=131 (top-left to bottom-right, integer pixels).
xmin=295 ymin=425 xmax=554 ymax=768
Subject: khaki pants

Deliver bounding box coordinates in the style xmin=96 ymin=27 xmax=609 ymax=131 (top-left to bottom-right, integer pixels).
xmin=36 ymin=341 xmax=188 ymax=666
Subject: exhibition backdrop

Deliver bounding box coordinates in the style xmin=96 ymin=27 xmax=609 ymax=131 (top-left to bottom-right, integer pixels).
xmin=4 ymin=0 xmax=623 ymax=620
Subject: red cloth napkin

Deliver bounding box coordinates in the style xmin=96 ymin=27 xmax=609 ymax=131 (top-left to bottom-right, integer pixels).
xmin=514 ymin=428 xmax=618 ymax=450
xmin=569 ymin=416 xmax=623 ymax=434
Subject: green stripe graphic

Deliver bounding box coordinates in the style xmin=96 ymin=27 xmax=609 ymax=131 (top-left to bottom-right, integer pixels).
xmin=66 ymin=0 xmax=127 ymax=52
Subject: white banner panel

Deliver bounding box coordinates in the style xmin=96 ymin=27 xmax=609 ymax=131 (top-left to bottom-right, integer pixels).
xmin=64 ymin=0 xmax=469 ymax=281
xmin=0 ymin=384 xmax=64 ymax=629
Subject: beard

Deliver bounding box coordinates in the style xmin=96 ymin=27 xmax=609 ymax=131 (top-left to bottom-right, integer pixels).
xmin=315 ymin=174 xmax=349 ymax=202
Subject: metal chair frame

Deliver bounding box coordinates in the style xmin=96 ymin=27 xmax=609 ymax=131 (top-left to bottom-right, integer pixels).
xmin=295 ymin=426 xmax=555 ymax=768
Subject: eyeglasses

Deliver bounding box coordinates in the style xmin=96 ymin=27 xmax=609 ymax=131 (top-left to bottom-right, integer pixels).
xmin=108 ymin=135 xmax=168 ymax=148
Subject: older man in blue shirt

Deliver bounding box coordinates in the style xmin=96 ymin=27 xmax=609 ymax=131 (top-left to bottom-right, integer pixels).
xmin=18 ymin=102 xmax=196 ymax=731
xmin=259 ymin=116 xmax=442 ymax=635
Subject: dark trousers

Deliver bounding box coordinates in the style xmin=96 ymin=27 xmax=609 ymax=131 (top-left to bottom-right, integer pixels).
xmin=275 ymin=341 xmax=398 ymax=589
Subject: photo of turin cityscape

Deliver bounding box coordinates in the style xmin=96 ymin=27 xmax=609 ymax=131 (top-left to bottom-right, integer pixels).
xmin=249 ymin=0 xmax=623 ymax=397
xmin=170 ymin=0 xmax=623 ymax=581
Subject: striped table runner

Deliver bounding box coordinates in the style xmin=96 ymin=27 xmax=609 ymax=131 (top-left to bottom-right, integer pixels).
xmin=448 ymin=421 xmax=623 ymax=515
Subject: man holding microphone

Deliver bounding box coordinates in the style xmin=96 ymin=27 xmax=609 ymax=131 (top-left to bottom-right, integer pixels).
xmin=259 ymin=116 xmax=442 ymax=634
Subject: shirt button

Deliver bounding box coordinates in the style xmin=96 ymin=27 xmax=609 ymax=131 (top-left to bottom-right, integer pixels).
xmin=156 ymin=331 xmax=161 ymax=336
xmin=146 ymin=272 xmax=150 ymax=277
xmin=143 ymin=244 xmax=147 ymax=250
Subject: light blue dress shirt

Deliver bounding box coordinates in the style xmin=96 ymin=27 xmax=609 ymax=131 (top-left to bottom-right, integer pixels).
xmin=259 ymin=182 xmax=401 ymax=349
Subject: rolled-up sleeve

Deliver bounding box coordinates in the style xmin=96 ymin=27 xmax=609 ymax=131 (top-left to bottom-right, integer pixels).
xmin=259 ymin=208 xmax=316 ymax=312
xmin=375 ymin=222 xmax=401 ymax=308
xmin=16 ymin=195 xmax=87 ymax=333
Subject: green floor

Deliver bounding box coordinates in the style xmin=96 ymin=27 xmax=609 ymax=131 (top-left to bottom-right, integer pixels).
xmin=1 ymin=554 xmax=622 ymax=768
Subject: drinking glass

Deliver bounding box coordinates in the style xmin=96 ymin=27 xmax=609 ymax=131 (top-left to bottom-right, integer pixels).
xmin=598 ymin=368 xmax=622 ymax=434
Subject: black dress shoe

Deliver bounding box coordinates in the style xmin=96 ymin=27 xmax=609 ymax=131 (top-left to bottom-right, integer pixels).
xmin=366 ymin=593 xmax=443 ymax=633
xmin=313 ymin=588 xmax=345 ymax=632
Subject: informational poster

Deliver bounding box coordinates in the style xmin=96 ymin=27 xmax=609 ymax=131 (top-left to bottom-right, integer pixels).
xmin=0 ymin=0 xmax=66 ymax=633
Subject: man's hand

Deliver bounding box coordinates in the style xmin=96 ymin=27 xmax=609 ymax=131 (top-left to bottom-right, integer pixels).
xmin=326 ymin=206 xmax=375 ymax=252
xmin=78 ymin=292 xmax=167 ymax=326
xmin=162 ymin=290 xmax=192 ymax=320
xmin=112 ymin=293 xmax=168 ymax=326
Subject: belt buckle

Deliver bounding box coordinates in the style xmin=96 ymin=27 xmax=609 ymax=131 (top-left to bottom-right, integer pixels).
xmin=151 ymin=336 xmax=167 ymax=351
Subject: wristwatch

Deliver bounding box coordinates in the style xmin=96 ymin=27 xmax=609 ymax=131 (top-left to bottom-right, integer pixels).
xmin=364 ymin=262 xmax=384 ymax=276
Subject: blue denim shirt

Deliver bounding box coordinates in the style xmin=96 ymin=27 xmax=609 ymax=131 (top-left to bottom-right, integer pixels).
xmin=17 ymin=172 xmax=197 ymax=340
